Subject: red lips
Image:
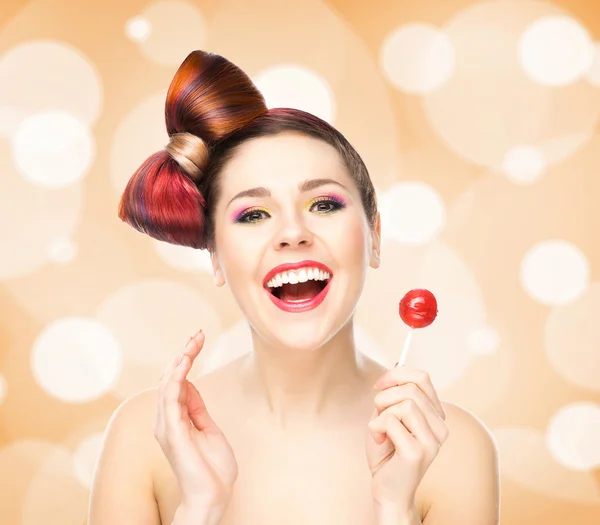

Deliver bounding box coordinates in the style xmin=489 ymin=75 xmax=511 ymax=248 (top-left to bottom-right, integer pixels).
xmin=262 ymin=259 xmax=334 ymax=314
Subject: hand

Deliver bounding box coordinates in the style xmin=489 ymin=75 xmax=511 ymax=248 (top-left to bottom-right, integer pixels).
xmin=365 ymin=366 xmax=449 ymax=512
xmin=154 ymin=330 xmax=238 ymax=511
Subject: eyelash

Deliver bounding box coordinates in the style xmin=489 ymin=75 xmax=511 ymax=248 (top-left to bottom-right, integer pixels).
xmin=234 ymin=195 xmax=346 ymax=224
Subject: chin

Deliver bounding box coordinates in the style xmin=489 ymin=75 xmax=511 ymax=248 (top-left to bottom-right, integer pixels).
xmin=273 ymin=328 xmax=329 ymax=352
xmin=261 ymin=312 xmax=355 ymax=355
xmin=248 ymin=320 xmax=335 ymax=354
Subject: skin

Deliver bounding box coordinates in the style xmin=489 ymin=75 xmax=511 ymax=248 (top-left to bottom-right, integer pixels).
xmin=88 ymin=132 xmax=499 ymax=525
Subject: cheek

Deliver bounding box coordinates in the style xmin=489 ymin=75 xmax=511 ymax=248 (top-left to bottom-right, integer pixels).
xmin=336 ymin=216 xmax=370 ymax=264
xmin=217 ymin=228 xmax=264 ymax=283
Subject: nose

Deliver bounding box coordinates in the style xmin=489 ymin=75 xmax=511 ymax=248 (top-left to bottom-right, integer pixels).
xmin=273 ymin=211 xmax=314 ymax=250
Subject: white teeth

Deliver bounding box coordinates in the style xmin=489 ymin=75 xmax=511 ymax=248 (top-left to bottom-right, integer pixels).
xmin=266 ymin=267 xmax=331 ymax=288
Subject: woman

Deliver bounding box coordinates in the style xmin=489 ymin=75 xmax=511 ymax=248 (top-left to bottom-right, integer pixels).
xmin=89 ymin=50 xmax=499 ymax=525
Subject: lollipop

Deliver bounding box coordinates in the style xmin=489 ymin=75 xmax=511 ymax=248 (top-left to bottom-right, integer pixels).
xmin=396 ymin=288 xmax=438 ymax=367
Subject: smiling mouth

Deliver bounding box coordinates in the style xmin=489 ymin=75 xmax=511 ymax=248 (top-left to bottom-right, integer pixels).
xmin=269 ymin=280 xmax=328 ymax=302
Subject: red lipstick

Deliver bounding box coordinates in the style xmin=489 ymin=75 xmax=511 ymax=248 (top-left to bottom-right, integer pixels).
xmin=262 ymin=260 xmax=333 ymax=314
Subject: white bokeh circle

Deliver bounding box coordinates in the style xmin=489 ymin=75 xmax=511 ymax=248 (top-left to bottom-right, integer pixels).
xmin=502 ymin=145 xmax=546 ymax=184
xmin=518 ymin=15 xmax=595 ymax=86
xmin=253 ymin=65 xmax=335 ymax=124
xmin=12 ymin=110 xmax=95 ymax=188
xmin=125 ymin=16 xmax=152 ymax=42
xmin=467 ymin=325 xmax=500 ymax=355
xmin=31 ymin=317 xmax=122 ymax=403
xmin=520 ymin=240 xmax=590 ymax=306
xmin=380 ymin=23 xmax=455 ymax=94
xmin=379 ymin=182 xmax=446 ymax=245
xmin=47 ymin=237 xmax=78 ymax=264
xmin=546 ymin=402 xmax=600 ymax=470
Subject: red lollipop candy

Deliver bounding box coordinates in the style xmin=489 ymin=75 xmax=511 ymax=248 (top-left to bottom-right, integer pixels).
xmin=399 ymin=288 xmax=438 ymax=329
xmin=396 ymin=288 xmax=438 ymax=367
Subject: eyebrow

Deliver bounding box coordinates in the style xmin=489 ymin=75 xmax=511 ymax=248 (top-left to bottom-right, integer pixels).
xmin=226 ymin=178 xmax=347 ymax=209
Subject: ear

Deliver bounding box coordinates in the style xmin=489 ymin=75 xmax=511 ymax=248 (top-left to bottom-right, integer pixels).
xmin=210 ymin=250 xmax=225 ymax=287
xmin=369 ymin=212 xmax=381 ymax=269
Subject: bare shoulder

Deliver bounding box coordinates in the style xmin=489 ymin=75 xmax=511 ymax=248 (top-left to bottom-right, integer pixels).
xmin=106 ymin=387 xmax=163 ymax=466
xmin=422 ymin=401 xmax=500 ymax=524
xmin=115 ymin=386 xmax=159 ymax=421
xmin=88 ymin=388 xmax=163 ymax=524
xmin=440 ymin=401 xmax=497 ymax=453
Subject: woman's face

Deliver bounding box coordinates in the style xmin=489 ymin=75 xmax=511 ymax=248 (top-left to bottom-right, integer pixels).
xmin=211 ymin=132 xmax=380 ymax=351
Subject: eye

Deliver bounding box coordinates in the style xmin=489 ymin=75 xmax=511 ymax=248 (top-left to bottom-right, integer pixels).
xmin=235 ymin=207 xmax=270 ymax=224
xmin=309 ymin=196 xmax=345 ymax=214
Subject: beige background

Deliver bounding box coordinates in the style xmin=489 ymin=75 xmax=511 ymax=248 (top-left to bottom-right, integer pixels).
xmin=1 ymin=0 xmax=599 ymax=523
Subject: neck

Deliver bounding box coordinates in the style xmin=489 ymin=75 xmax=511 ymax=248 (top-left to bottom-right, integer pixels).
xmin=239 ymin=320 xmax=368 ymax=431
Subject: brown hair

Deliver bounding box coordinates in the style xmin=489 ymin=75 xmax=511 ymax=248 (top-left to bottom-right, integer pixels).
xmin=118 ymin=50 xmax=378 ymax=252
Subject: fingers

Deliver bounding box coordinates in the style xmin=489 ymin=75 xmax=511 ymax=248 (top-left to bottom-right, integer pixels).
xmin=182 ymin=329 xmax=205 ymax=363
xmin=381 ymin=414 xmax=418 ymax=459
xmin=374 ymin=383 xmax=447 ymax=443
xmin=373 ymin=367 xmax=446 ymax=421
xmin=368 ymin=399 xmax=449 ymax=453
xmin=186 ymin=380 xmax=220 ymax=434
xmin=161 ymin=352 xmax=195 ymax=436
xmin=159 ymin=330 xmax=202 ymax=382
xmin=155 ymin=330 xmax=205 ymax=441
xmin=382 ymin=414 xmax=441 ymax=473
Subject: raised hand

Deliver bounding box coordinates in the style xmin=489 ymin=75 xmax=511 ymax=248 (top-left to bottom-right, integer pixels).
xmin=366 ymin=366 xmax=449 ymax=514
xmin=153 ymin=330 xmax=238 ymax=514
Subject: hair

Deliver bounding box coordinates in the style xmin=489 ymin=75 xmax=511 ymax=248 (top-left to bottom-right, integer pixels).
xmin=118 ymin=50 xmax=378 ymax=252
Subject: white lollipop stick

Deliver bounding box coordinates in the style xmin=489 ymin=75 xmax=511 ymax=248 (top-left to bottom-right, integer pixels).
xmin=396 ymin=327 xmax=413 ymax=367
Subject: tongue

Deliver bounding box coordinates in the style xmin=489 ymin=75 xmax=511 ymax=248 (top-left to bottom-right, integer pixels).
xmin=279 ymin=280 xmax=322 ymax=302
